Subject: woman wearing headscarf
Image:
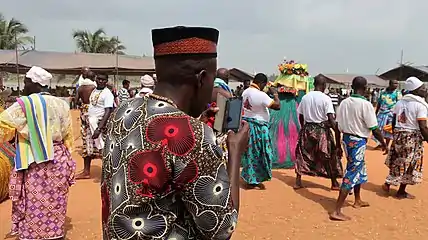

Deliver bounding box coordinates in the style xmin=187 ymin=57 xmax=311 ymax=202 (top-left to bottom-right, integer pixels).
xmin=1 ymin=66 xmax=76 ymax=239
xmin=137 ymin=74 xmax=155 ymax=97
xmin=383 ymin=77 xmax=428 ymax=199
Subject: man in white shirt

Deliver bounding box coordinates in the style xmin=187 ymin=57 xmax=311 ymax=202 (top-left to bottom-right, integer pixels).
xmin=76 ymin=73 xmax=114 ymax=179
xmin=383 ymin=77 xmax=428 ymax=199
xmin=330 ymin=76 xmax=387 ymax=221
xmin=295 ymin=75 xmax=343 ymax=191
xmin=241 ymin=73 xmax=280 ymax=189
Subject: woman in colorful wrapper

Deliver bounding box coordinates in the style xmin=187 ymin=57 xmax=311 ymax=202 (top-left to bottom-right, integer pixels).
xmin=383 ymin=77 xmax=428 ymax=199
xmin=268 ymin=60 xmax=313 ymax=169
xmin=0 ymin=81 xmax=15 ymax=203
xmin=372 ymin=80 xmax=401 ymax=149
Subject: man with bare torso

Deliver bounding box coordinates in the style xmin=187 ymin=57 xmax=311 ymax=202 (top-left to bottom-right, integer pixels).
xmin=74 ymin=71 xmax=97 ymax=173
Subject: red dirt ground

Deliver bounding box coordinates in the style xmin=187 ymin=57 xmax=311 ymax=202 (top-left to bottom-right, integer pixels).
xmin=1 ymin=110 xmax=428 ymax=239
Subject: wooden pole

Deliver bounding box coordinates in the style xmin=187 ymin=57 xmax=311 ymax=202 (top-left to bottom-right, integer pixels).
xmin=398 ymin=49 xmax=403 ymax=81
xmin=114 ymin=36 xmax=119 ymax=89
xmin=15 ymin=33 xmax=20 ymax=96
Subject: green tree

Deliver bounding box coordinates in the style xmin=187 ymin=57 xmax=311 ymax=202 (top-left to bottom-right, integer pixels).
xmin=0 ymin=13 xmax=32 ymax=50
xmin=72 ymin=28 xmax=126 ymax=54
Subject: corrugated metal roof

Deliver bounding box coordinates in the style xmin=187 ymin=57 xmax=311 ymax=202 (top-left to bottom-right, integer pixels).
xmin=322 ymin=74 xmax=388 ymax=87
xmin=412 ymin=66 xmax=428 ymax=73
xmin=0 ymin=50 xmax=155 ymax=75
xmin=229 ymin=68 xmax=254 ymax=82
xmin=379 ymin=65 xmax=428 ymax=82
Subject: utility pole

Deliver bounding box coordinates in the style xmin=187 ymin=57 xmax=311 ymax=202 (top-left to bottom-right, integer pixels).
xmin=398 ymin=49 xmax=404 ymax=81
xmin=14 ymin=33 xmax=20 ymax=96
xmin=114 ymin=36 xmax=119 ymax=89
xmin=33 ymin=36 xmax=36 ymax=50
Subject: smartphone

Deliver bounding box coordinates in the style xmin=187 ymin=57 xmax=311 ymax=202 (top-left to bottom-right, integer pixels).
xmin=214 ymin=94 xmax=243 ymax=133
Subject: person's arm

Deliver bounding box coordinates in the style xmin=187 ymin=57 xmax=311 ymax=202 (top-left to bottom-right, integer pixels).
xmin=375 ymin=93 xmax=382 ymax=114
xmin=60 ymin=102 xmax=74 ymax=152
xmin=99 ymin=92 xmax=114 ymax=130
xmin=0 ymin=102 xmax=26 ymax=143
xmin=297 ymin=99 xmax=304 ymax=127
xmin=392 ymin=114 xmax=397 ymax=130
xmin=415 ymin=104 xmax=428 ymax=142
xmin=261 ymin=91 xmax=280 ymax=110
xmin=74 ymin=88 xmax=80 ymax=108
xmin=364 ymin=102 xmax=387 ymax=149
xmin=212 ymin=87 xmax=232 ymax=102
xmin=326 ymin=99 xmax=342 ymax=153
xmin=298 ymin=114 xmax=304 ymax=128
xmin=181 ymin=124 xmax=239 ymax=239
xmin=269 ymin=93 xmax=281 ymax=110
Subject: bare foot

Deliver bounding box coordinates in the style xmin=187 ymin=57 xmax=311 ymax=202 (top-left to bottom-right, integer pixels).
xmin=293 ymin=184 xmax=304 ymax=190
xmin=245 ymin=184 xmax=257 ymax=190
xmin=353 ymin=200 xmax=370 ymax=208
xmin=396 ymin=192 xmax=415 ymax=199
xmin=256 ymin=183 xmax=266 ymax=190
xmin=382 ymin=183 xmax=390 ymax=193
xmin=331 ymin=186 xmax=340 ymax=191
xmin=373 ymin=145 xmax=382 ymax=150
xmin=75 ymin=171 xmax=91 ymax=180
xmin=5 ymin=231 xmax=17 ymax=239
xmin=329 ymin=211 xmax=351 ymax=221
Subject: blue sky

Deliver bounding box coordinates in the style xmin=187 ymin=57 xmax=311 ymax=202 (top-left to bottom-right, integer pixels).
xmin=1 ymin=0 xmax=425 ymax=75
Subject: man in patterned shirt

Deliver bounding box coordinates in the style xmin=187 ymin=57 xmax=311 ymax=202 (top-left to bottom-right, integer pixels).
xmin=101 ymin=26 xmax=249 ymax=239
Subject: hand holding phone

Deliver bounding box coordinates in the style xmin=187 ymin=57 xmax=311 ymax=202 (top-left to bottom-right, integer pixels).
xmin=214 ymin=94 xmax=243 ymax=133
xmin=227 ymin=121 xmax=250 ymax=157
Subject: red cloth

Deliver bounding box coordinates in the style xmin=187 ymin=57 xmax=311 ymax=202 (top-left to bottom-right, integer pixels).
xmin=206 ymin=102 xmax=216 ymax=128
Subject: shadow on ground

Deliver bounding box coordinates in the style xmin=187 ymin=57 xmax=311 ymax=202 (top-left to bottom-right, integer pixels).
xmin=272 ymin=171 xmax=352 ymax=213
xmin=65 ymin=216 xmax=73 ymax=240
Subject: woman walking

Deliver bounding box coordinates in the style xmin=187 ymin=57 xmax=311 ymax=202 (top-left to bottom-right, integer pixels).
xmin=1 ymin=66 xmax=75 ymax=240
xmin=383 ymin=77 xmax=428 ymax=199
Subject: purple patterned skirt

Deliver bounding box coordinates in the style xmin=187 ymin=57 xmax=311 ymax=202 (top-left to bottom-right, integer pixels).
xmin=9 ymin=143 xmax=76 ymax=239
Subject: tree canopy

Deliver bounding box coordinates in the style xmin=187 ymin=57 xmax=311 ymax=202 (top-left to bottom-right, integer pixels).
xmin=0 ymin=13 xmax=33 ymax=50
xmin=72 ymin=28 xmax=126 ymax=54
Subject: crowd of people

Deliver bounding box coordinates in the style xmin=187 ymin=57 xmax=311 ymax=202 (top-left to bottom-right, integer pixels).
xmin=0 ymin=26 xmax=426 ymax=239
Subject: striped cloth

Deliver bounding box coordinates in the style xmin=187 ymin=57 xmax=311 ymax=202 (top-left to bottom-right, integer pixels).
xmin=329 ymin=93 xmax=339 ymax=106
xmin=118 ymin=88 xmax=130 ymax=105
xmin=15 ymin=94 xmax=54 ymax=170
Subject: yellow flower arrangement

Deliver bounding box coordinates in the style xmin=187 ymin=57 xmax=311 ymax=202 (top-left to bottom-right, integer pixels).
xmin=277 ymin=60 xmax=309 ymax=76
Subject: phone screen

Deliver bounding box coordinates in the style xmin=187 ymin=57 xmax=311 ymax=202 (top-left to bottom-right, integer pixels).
xmin=225 ymin=97 xmax=243 ymax=132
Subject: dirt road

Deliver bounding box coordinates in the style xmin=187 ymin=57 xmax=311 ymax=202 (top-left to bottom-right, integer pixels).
xmin=1 ymin=110 xmax=427 ymax=239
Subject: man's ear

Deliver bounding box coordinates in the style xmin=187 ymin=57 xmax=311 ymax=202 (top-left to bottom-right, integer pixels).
xmin=195 ymin=69 xmax=207 ymax=88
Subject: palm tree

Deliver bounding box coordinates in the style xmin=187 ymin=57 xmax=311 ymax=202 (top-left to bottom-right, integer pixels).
xmin=72 ymin=28 xmax=126 ymax=54
xmin=0 ymin=13 xmax=32 ymax=50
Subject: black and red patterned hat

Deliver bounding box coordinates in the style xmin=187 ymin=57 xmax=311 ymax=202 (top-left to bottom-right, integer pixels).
xmin=151 ymin=26 xmax=219 ymax=59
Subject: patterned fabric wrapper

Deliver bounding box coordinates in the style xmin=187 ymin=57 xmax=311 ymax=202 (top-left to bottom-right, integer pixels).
xmin=385 ymin=129 xmax=423 ymax=186
xmin=9 ymin=143 xmax=75 ymax=239
xmin=341 ymin=134 xmax=368 ymax=191
xmin=0 ymin=141 xmax=15 ymax=203
xmin=241 ymin=117 xmax=274 ymax=184
xmin=295 ymin=122 xmax=343 ymax=178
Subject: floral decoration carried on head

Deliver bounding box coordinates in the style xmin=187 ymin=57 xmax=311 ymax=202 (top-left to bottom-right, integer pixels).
xmin=278 ymin=60 xmax=309 ymax=76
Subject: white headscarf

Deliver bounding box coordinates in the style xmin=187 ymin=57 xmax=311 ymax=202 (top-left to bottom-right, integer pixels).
xmin=140 ymin=75 xmax=154 ymax=87
xmin=404 ymin=77 xmax=423 ymax=91
xmin=26 ymin=66 xmax=52 ymax=86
